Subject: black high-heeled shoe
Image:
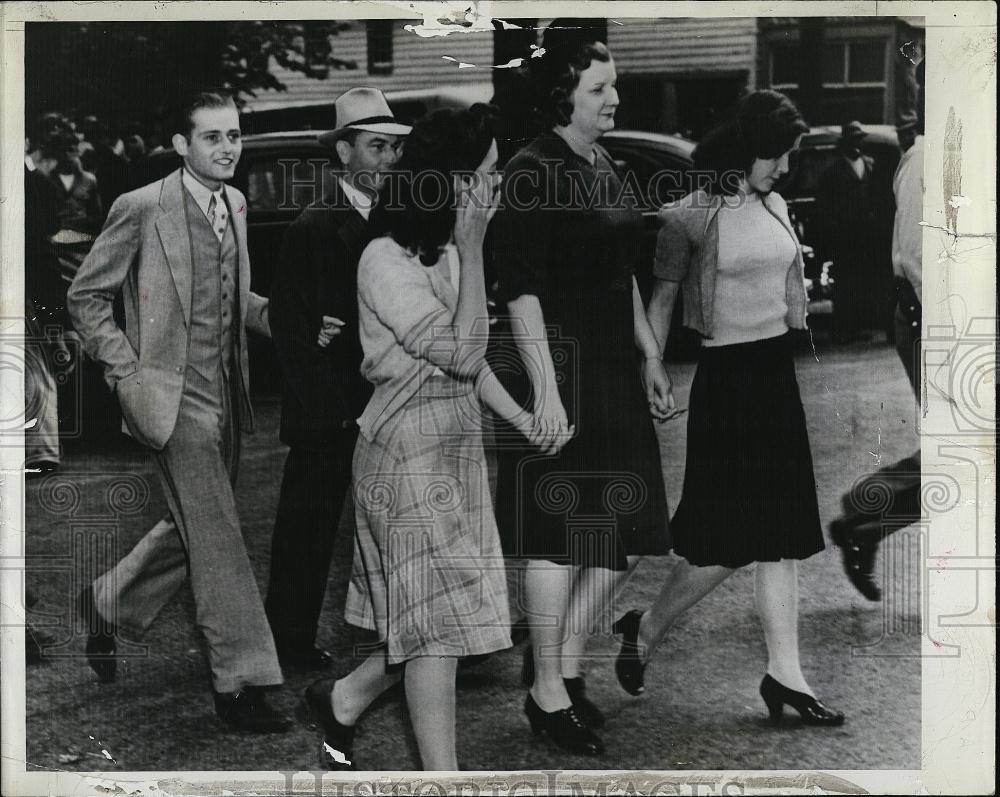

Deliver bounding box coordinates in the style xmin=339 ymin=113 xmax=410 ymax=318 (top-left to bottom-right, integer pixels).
xmin=612 ymin=609 xmax=647 ymax=696
xmin=759 ymin=674 xmax=845 ymax=727
xmin=524 ymin=694 xmax=604 ymax=756
xmin=300 ymin=678 xmax=356 ymax=770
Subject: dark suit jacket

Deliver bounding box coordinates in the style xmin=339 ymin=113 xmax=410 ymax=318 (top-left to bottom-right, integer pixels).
xmin=270 ymin=181 xmax=374 ymax=450
xmin=25 ymin=167 xmax=68 ymax=326
xmin=816 ymin=154 xmax=878 ymax=253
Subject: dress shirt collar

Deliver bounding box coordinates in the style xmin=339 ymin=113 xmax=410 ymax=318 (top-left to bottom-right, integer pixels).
xmin=182 ymin=168 xmax=226 ymax=219
xmin=338 ymin=177 xmax=374 ymax=220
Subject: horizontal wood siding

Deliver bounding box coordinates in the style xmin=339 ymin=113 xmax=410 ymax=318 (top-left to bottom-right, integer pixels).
xmin=607 ymin=17 xmax=757 ymax=80
xmin=245 ymin=21 xmax=494 ymax=111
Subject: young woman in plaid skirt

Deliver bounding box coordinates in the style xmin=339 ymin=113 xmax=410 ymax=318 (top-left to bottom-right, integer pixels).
xmin=301 ymin=106 xmax=562 ymax=771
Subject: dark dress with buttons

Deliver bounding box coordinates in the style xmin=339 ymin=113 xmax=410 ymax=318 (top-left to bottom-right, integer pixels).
xmin=488 ymin=131 xmax=670 ymax=571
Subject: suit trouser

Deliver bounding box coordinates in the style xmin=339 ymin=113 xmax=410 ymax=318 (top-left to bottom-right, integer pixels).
xmin=93 ymin=366 xmax=283 ymax=693
xmin=834 ymin=296 xmax=922 ymax=538
xmin=264 ymin=429 xmax=356 ymax=653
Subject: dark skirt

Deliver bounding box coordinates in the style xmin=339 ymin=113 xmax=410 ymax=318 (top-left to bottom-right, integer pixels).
xmin=492 ymin=338 xmax=671 ymax=572
xmin=670 ymin=333 xmax=824 ymax=569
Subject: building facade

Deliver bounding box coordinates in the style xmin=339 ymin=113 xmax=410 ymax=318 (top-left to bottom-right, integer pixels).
xmin=758 ymin=16 xmax=925 ymax=126
xmin=244 ymin=16 xmax=922 ymax=136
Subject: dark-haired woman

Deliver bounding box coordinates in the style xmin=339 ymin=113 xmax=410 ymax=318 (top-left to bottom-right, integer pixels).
xmin=615 ymin=90 xmax=844 ymax=727
xmin=301 ymin=106 xmax=555 ymax=771
xmin=490 ymin=24 xmax=675 ymax=756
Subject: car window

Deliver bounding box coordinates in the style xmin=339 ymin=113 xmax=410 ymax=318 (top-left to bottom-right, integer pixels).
xmin=241 ymin=152 xmax=334 ymax=213
xmin=602 ymin=144 xmax=692 ymax=209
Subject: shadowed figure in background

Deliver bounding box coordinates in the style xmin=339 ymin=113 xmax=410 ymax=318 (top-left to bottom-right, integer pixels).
xmin=817 ymin=121 xmax=883 ymax=343
xmin=828 ymin=58 xmax=926 ymax=600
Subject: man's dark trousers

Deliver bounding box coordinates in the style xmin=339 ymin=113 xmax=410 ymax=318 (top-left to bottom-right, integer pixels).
xmin=265 ymin=431 xmax=356 ymax=654
xmin=263 ymin=184 xmax=372 ymax=659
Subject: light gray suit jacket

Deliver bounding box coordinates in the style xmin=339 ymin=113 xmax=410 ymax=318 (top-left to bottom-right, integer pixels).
xmin=67 ymin=169 xmax=269 ymax=451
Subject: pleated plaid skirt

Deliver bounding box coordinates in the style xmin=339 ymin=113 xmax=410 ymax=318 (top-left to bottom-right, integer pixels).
xmin=344 ymin=376 xmax=512 ymax=664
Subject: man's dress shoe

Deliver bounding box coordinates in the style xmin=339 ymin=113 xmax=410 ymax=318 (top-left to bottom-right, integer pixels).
xmin=77 ymin=585 xmax=117 ymax=683
xmin=214 ymin=686 xmax=291 ymax=733
xmin=278 ymin=646 xmax=334 ymax=670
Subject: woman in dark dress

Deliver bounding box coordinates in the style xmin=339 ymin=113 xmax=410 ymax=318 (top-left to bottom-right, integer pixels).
xmin=615 ymin=91 xmax=844 ymax=727
xmin=490 ymin=24 xmax=676 ymax=756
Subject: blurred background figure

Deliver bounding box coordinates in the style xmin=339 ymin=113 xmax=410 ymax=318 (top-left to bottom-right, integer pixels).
xmin=24 ymin=118 xmax=81 ymax=666
xmin=124 ymin=132 xmax=147 ymax=163
xmin=78 ymin=118 xmax=130 ymax=218
xmin=47 ymin=128 xmax=103 ymax=283
xmin=817 ymin=121 xmax=880 ymax=343
xmin=24 ymin=119 xmax=78 ymax=475
xmin=828 ymin=58 xmax=925 ymax=600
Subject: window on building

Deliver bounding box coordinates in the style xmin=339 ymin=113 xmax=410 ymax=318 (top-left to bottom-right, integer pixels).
xmin=771 ymin=39 xmax=887 ymax=90
xmin=367 ymin=20 xmax=393 ymax=75
xmin=770 ymin=43 xmax=800 ymax=89
xmin=824 ymin=41 xmax=886 ymax=87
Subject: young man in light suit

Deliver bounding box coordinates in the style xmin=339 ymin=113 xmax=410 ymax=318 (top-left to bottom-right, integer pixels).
xmin=67 ymin=91 xmax=289 ymax=732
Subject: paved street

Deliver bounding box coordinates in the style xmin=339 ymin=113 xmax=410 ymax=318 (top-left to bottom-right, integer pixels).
xmin=23 ymin=337 xmax=920 ymax=773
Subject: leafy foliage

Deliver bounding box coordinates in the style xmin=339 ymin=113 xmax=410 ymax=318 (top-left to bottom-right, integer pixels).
xmin=25 ymin=21 xmax=359 ymax=137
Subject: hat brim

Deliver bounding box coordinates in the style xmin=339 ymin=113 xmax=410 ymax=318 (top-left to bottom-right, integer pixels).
xmin=318 ymin=121 xmax=412 ymax=146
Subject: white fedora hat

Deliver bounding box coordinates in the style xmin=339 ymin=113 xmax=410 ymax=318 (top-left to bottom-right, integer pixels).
xmin=317 ymin=87 xmax=412 ymax=146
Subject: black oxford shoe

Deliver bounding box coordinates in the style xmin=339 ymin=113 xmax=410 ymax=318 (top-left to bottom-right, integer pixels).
xmin=77 ymin=585 xmax=117 ymax=683
xmin=278 ymin=646 xmax=334 ymax=670
xmin=214 ymin=686 xmax=292 ymax=733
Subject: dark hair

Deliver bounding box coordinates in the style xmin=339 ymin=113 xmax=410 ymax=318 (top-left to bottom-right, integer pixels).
xmin=371 ymin=104 xmax=496 ymax=267
xmin=693 ymin=90 xmax=808 ymax=196
xmin=333 ymin=128 xmax=360 ymax=167
xmin=174 ymin=90 xmax=237 ymax=139
xmin=532 ymin=19 xmax=612 ymax=127
xmin=27 ymin=112 xmax=73 ymax=150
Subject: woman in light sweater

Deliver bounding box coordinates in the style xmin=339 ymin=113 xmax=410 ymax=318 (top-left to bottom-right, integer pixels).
xmin=615 ymin=90 xmax=845 ymax=727
xmin=301 ymin=106 xmax=559 ymax=770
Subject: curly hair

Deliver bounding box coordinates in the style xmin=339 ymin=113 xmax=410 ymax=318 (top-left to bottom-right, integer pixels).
xmin=531 ymin=18 xmax=611 ymax=128
xmin=693 ymin=90 xmax=808 ymax=196
xmin=371 ymin=104 xmax=497 ymax=266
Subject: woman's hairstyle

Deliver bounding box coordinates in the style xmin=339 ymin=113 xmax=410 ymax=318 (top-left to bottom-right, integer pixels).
xmin=371 ymin=103 xmax=496 ymax=266
xmin=531 ymin=18 xmax=611 ymax=128
xmin=692 ymin=90 xmax=808 ymax=196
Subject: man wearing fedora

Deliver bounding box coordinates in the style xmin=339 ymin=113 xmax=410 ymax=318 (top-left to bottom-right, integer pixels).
xmin=264 ymin=87 xmax=410 ymax=668
xmin=817 ymin=120 xmax=891 ymax=344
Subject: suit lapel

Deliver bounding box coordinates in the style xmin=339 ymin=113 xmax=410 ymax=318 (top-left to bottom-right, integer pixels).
xmin=154 ymin=170 xmax=193 ymax=327
xmin=325 ymin=181 xmax=369 ymax=249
